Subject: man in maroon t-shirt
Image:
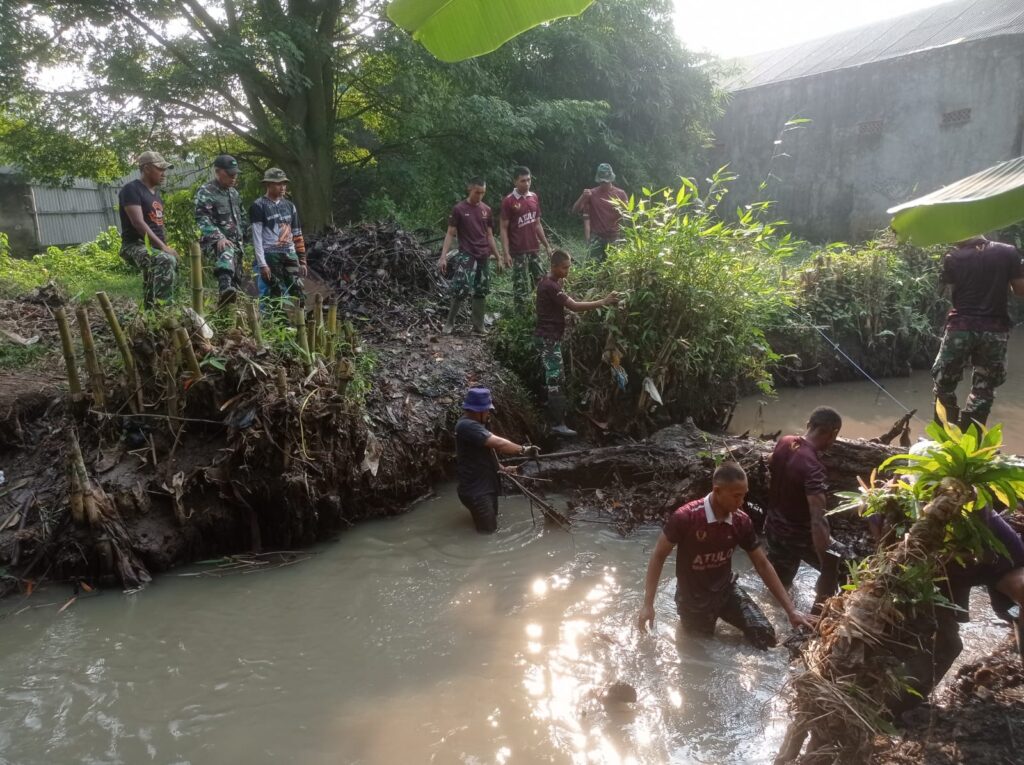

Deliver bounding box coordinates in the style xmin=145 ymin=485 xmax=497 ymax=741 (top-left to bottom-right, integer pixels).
xmin=765 ymin=407 xmax=843 ymax=607
xmin=571 ymin=163 xmax=628 ymax=262
xmin=932 ymin=236 xmax=1024 ymax=430
xmin=637 ymin=463 xmax=813 ymax=648
xmin=500 ymin=166 xmax=551 ymax=312
xmin=535 ymin=250 xmax=618 ymax=437
xmin=438 ymin=178 xmax=502 ymax=335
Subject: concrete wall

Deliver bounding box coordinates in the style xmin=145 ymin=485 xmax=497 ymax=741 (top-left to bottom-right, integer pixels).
xmin=0 ymin=175 xmax=38 ymax=255
xmin=709 ymin=35 xmax=1024 ymax=242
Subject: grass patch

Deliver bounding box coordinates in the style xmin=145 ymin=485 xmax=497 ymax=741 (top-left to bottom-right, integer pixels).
xmin=0 ymin=341 xmax=49 ymax=370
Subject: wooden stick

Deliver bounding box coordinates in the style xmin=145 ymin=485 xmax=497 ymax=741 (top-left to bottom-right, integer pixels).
xmin=189 ymin=241 xmax=203 ymax=316
xmin=96 ymin=291 xmax=140 ymax=413
xmin=76 ymin=305 xmax=105 ymax=409
xmin=245 ymin=301 xmax=263 ymax=350
xmin=326 ymin=300 xmax=338 ymax=353
xmin=174 ymin=327 xmax=203 ymax=380
xmin=53 ymin=306 xmax=82 ymax=401
xmin=502 ymin=471 xmax=571 ymax=532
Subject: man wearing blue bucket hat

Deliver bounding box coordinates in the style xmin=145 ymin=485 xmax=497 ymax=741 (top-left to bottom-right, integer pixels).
xmin=456 ymin=387 xmax=539 ymax=533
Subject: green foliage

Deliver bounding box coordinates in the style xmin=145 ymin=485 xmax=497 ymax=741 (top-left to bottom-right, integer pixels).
xmin=162 ymin=185 xmax=202 ymax=255
xmin=0 ymin=228 xmax=138 ymax=299
xmin=564 ymin=172 xmax=794 ymax=429
xmin=0 ymin=341 xmax=48 ymax=370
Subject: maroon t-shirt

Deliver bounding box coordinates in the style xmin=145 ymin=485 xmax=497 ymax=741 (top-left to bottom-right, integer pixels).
xmin=501 ymin=191 xmax=542 ymax=254
xmin=582 ymin=185 xmax=627 ymax=240
xmin=534 ymin=275 xmax=569 ymax=340
xmin=766 ymin=435 xmax=829 ymax=543
xmin=941 ymin=238 xmax=1024 ymax=332
xmin=664 ymin=497 xmax=760 ymax=607
xmin=449 ymin=200 xmax=493 ymax=261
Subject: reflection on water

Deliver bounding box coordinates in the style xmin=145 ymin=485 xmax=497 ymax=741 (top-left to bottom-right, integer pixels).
xmin=0 ymin=485 xmax=1011 ymax=764
xmin=732 ymin=330 xmax=1024 ymax=454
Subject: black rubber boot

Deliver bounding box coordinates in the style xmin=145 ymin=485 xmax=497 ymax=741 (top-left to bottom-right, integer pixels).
xmin=547 ymin=392 xmax=577 ymax=438
xmin=959 ymin=410 xmax=988 ymax=433
xmin=471 ymin=297 xmax=487 ymax=335
xmin=216 ymin=272 xmax=237 ymax=308
xmin=443 ymin=298 xmax=461 ymax=334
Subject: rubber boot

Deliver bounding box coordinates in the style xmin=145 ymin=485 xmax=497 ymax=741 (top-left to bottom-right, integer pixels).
xmin=215 ymin=272 xmax=237 ymax=309
xmin=959 ymin=409 xmax=988 ymax=433
xmin=547 ymin=392 xmax=577 ymax=438
xmin=934 ymin=399 xmax=959 ymax=428
xmin=471 ymin=297 xmax=487 ymax=335
xmin=443 ymin=297 xmax=462 ymax=334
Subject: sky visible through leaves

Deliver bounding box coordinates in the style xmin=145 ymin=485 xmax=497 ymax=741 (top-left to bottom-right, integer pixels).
xmin=673 ymin=0 xmax=952 ymax=57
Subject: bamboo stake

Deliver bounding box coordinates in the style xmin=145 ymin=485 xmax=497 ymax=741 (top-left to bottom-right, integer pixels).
xmin=53 ymin=306 xmax=82 ymax=401
xmin=75 ymin=305 xmax=105 ymax=409
xmin=326 ymin=301 xmax=338 ymax=344
xmin=245 ymin=301 xmax=264 ymax=350
xmin=275 ymin=366 xmax=288 ymax=397
xmin=174 ymin=327 xmax=203 ymax=381
xmin=189 ymin=242 xmax=203 ymax=316
xmin=68 ymin=462 xmax=85 ymax=526
xmin=293 ymin=306 xmax=312 ymax=375
xmin=336 ymin=356 xmax=355 ymax=396
xmin=96 ymin=291 xmax=141 ymax=413
xmin=163 ymin=350 xmax=179 ymax=421
xmin=68 ymin=429 xmax=101 ymax=527
xmin=312 ymin=293 xmax=324 ymax=353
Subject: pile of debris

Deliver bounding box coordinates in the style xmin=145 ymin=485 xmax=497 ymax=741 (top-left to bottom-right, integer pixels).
xmin=306 ymin=223 xmax=446 ymax=321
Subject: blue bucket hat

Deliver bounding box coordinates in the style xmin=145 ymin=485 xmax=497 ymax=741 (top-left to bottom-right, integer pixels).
xmin=462 ymin=387 xmax=495 ymax=412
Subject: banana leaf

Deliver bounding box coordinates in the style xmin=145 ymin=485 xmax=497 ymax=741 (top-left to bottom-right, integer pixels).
xmin=888 ymin=156 xmax=1024 ymax=246
xmin=387 ymin=0 xmax=595 ymax=62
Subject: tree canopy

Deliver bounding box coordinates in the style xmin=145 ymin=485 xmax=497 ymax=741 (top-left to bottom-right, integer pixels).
xmin=2 ymin=0 xmax=723 ymax=234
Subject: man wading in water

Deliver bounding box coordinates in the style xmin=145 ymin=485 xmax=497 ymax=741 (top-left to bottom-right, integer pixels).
xmin=765 ymin=407 xmax=844 ymax=608
xmin=932 ymin=235 xmax=1024 ymax=431
xmin=535 ymin=250 xmax=618 ymax=438
xmin=637 ymin=463 xmax=814 ymax=648
xmin=455 ymin=387 xmax=539 ymax=534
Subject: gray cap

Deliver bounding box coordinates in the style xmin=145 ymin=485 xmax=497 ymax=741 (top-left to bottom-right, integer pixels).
xmin=261 ymin=167 xmax=290 ymax=183
xmin=137 ymin=150 xmax=173 ymax=170
xmin=595 ymin=163 xmax=615 ymax=182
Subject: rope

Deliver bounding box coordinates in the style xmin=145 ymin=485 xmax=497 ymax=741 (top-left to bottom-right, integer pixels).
xmin=786 ymin=307 xmax=929 ymax=425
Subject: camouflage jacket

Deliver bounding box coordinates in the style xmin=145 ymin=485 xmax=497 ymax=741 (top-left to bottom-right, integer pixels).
xmin=194 ymin=181 xmax=247 ymax=247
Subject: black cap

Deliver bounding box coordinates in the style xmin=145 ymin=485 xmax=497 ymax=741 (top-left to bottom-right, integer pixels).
xmin=213 ymin=154 xmax=240 ymax=175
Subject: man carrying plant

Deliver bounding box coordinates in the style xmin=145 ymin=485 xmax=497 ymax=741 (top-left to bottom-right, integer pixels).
xmin=118 ymin=151 xmax=178 ymax=308
xmin=438 ymin=178 xmax=503 ymax=335
xmin=637 ymin=462 xmax=815 ymax=648
xmin=932 ymin=236 xmax=1024 ymax=431
xmin=250 ymin=168 xmax=307 ymax=307
xmin=571 ymin=163 xmax=628 ymax=262
xmin=765 ymin=406 xmax=844 ymax=607
xmin=455 ymin=387 xmax=539 ymax=534
xmin=500 ymin=166 xmax=551 ymax=312
xmin=195 ymin=154 xmax=248 ymax=305
xmin=535 ymin=250 xmax=618 ymax=438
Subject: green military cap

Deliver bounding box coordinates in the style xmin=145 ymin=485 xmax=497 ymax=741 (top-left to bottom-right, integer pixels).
xmin=261 ymin=167 xmax=290 ymax=183
xmin=137 ymin=150 xmax=173 ymax=170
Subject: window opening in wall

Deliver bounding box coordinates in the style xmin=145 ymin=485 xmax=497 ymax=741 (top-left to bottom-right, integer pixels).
xmin=942 ymin=108 xmax=972 ymax=127
xmin=858 ymin=120 xmax=884 ymax=135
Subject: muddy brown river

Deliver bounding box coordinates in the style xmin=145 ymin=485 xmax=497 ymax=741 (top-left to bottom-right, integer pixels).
xmin=1 ymin=332 xmax=1020 ymax=763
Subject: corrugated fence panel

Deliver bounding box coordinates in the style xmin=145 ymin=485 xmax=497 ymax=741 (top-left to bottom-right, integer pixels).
xmin=31 ymin=181 xmax=119 ymax=247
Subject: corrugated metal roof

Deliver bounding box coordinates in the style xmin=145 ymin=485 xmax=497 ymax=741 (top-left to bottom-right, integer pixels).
xmin=728 ymin=0 xmax=1024 ymax=90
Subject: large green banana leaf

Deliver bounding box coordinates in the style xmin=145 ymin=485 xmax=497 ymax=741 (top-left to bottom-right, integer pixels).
xmin=387 ymin=0 xmax=595 ymax=62
xmin=888 ymin=156 xmax=1024 ymax=246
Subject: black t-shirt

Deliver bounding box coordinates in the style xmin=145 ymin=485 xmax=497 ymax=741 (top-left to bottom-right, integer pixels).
xmin=941 ymin=239 xmax=1024 ymax=332
xmin=118 ymin=179 xmax=166 ymax=246
xmin=455 ymin=416 xmax=500 ymax=497
xmin=534 ymin=275 xmax=570 ymax=340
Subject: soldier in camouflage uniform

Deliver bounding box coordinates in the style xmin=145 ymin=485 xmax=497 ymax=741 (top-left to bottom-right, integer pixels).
xmin=195 ymin=154 xmax=247 ymax=303
xmin=534 ymin=250 xmax=618 ymax=437
xmin=117 ymin=151 xmax=178 ymax=307
xmin=933 ymin=236 xmax=1024 ymax=430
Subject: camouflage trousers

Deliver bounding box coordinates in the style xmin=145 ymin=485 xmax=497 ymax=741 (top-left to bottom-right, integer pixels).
xmin=511 ymin=251 xmax=544 ymax=310
xmin=588 ymin=236 xmax=616 ymax=263
xmin=264 ymin=251 xmax=305 ymax=304
xmin=119 ymin=241 xmax=176 ymax=308
xmin=447 ymin=251 xmax=490 ymax=300
xmin=202 ymin=240 xmax=244 ymax=290
xmin=932 ymin=329 xmax=1009 ymax=425
xmin=537 ymin=337 xmax=564 ymax=394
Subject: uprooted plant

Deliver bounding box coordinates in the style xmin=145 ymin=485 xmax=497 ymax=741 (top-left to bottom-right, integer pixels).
xmin=777 ymin=407 xmax=1024 ymax=763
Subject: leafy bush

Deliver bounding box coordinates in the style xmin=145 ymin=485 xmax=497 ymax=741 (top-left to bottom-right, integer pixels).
xmin=0 ymin=227 xmax=138 ymax=299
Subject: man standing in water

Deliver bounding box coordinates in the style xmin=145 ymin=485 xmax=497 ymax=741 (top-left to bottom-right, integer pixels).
xmin=637 ymin=463 xmax=814 ymax=647
xmin=535 ymin=250 xmax=618 ymax=437
xmin=571 ymin=163 xmax=628 ymax=262
xmin=500 ymin=166 xmax=551 ymax=312
xmin=765 ymin=407 xmax=843 ymax=607
xmin=932 ymin=235 xmax=1024 ymax=431
xmin=195 ymin=154 xmax=247 ymax=305
xmin=439 ymin=178 xmax=503 ymax=335
xmin=118 ymin=151 xmax=178 ymax=308
xmin=455 ymin=387 xmax=539 ymax=534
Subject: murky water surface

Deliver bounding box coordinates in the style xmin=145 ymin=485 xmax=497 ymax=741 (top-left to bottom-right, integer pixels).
xmin=732 ymin=330 xmax=1024 ymax=454
xmin=2 ymin=335 xmax=1020 ymax=765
